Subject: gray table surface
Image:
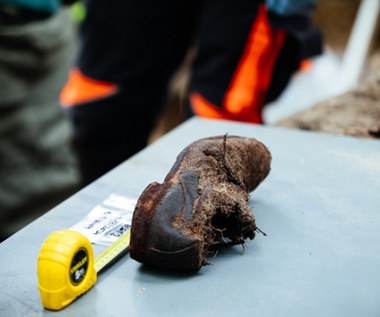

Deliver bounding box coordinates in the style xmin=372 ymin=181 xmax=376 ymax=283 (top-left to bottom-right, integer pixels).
xmin=1 ymin=118 xmax=379 ymax=317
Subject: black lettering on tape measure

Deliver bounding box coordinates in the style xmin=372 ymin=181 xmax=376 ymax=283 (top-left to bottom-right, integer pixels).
xmin=70 ymin=248 xmax=89 ymax=285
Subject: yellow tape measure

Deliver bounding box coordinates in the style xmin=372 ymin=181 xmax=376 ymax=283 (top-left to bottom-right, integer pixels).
xmin=37 ymin=229 xmax=131 ymax=311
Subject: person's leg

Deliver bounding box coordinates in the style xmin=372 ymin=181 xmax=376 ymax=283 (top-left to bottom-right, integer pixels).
xmin=61 ymin=0 xmax=200 ymax=185
xmin=189 ymin=0 xmax=321 ymax=124
xmin=0 ymin=9 xmax=79 ymax=240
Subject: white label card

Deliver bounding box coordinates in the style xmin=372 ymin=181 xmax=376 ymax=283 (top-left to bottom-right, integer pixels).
xmin=71 ymin=193 xmax=137 ymax=246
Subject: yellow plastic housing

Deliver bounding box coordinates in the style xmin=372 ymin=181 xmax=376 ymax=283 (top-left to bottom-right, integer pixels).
xmin=37 ymin=230 xmax=97 ymax=310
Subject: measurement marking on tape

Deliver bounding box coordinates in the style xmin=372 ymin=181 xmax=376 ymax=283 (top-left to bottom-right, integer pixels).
xmin=94 ymin=229 xmax=131 ymax=273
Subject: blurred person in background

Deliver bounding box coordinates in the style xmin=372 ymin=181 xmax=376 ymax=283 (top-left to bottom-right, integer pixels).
xmin=0 ymin=0 xmax=80 ymax=241
xmin=61 ymin=0 xmax=322 ymax=186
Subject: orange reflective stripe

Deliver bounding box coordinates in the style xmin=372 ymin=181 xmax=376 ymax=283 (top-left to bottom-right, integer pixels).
xmin=223 ymin=5 xmax=285 ymax=118
xmin=300 ymin=59 xmax=313 ymax=72
xmin=190 ymin=92 xmax=226 ymax=120
xmin=60 ymin=68 xmax=118 ymax=107
xmin=190 ymin=92 xmax=262 ymax=123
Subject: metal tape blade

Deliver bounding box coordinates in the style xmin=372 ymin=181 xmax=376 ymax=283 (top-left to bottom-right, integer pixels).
xmin=94 ymin=230 xmax=131 ymax=273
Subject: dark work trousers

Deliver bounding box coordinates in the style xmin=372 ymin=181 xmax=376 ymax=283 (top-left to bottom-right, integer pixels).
xmin=61 ymin=0 xmax=322 ymax=185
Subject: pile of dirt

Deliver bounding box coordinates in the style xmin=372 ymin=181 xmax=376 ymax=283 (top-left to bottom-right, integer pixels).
xmin=276 ymin=49 xmax=380 ymax=139
xmin=276 ymin=0 xmax=380 ymax=139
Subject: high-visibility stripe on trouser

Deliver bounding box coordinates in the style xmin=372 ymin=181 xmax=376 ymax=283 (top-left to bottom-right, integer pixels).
xmin=191 ymin=5 xmax=285 ymax=124
xmin=59 ymin=68 xmax=125 ymax=185
xmin=60 ymin=68 xmax=119 ymax=107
